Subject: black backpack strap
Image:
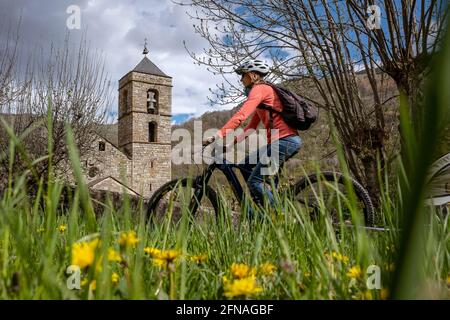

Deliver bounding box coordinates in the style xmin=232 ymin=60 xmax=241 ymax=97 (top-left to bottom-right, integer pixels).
xmin=257 ymin=104 xmax=277 ymax=142
xmin=256 ymin=83 xmax=281 ymax=142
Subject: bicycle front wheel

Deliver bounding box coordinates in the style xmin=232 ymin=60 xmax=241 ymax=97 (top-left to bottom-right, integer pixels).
xmin=146 ymin=178 xmax=220 ymax=223
xmin=293 ymin=171 xmax=375 ymax=227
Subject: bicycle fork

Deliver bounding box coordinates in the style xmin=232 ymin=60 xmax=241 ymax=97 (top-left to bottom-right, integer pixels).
xmin=188 ymin=168 xmax=215 ymax=215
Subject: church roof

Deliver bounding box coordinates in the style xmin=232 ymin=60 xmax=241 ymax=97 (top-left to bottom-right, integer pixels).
xmin=133 ymin=57 xmax=171 ymax=78
xmin=95 ymin=123 xmax=118 ymax=147
xmin=87 ymin=175 xmax=140 ymax=196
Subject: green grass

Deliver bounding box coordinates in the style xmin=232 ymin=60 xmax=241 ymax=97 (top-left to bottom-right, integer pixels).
xmin=0 ymin=13 xmax=449 ymax=302
xmin=0 ymin=104 xmax=449 ymax=300
xmin=0 ymin=144 xmax=448 ymax=299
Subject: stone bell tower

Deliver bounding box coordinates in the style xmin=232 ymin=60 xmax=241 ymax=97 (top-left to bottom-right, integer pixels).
xmin=117 ymin=41 xmax=172 ymax=197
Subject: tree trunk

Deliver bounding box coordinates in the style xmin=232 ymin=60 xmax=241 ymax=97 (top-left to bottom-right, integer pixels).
xmin=395 ymin=71 xmax=425 ymax=173
xmin=361 ymin=155 xmax=381 ymax=210
xmin=355 ymin=127 xmax=385 ymax=209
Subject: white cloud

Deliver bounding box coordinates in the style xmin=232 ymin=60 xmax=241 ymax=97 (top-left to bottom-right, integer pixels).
xmin=0 ymin=0 xmax=237 ymax=121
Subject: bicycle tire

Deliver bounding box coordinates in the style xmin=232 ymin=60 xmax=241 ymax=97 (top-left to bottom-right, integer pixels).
xmin=146 ymin=177 xmax=220 ymax=221
xmin=293 ymin=171 xmax=375 ymax=227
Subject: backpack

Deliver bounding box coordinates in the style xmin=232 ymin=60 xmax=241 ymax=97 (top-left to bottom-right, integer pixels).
xmin=257 ymin=83 xmax=318 ymax=131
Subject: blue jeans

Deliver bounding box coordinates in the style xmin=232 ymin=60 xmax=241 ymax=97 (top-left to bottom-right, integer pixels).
xmin=237 ymin=135 xmax=302 ymax=213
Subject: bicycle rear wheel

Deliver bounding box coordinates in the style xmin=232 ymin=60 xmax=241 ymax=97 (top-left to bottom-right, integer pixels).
xmin=146 ymin=177 xmax=220 ymax=223
xmin=293 ymin=171 xmax=375 ymax=227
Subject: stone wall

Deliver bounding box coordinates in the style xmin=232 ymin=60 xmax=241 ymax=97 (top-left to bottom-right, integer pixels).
xmin=118 ymin=116 xmax=133 ymax=157
xmin=82 ymin=135 xmax=131 ymax=186
xmin=128 ymin=143 xmax=171 ymax=198
xmin=84 ymin=140 xmax=172 ymax=199
xmin=118 ymin=71 xmax=172 ymax=147
xmin=116 ymin=70 xmax=173 ymax=198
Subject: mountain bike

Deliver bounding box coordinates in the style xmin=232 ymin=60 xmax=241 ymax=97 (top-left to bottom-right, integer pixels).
xmin=147 ymin=143 xmax=375 ymax=226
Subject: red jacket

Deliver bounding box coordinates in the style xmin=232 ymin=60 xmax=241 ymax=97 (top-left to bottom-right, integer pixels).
xmin=217 ymin=84 xmax=298 ymax=144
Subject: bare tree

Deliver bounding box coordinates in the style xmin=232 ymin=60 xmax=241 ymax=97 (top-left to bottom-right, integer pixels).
xmin=347 ymin=0 xmax=448 ymax=131
xmin=0 ymin=33 xmax=112 ymax=192
xmin=175 ymin=0 xmax=447 ymax=204
xmin=0 ymin=19 xmax=25 ymax=107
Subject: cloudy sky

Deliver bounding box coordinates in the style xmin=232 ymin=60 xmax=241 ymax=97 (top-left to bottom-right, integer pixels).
xmin=0 ymin=0 xmax=234 ymax=123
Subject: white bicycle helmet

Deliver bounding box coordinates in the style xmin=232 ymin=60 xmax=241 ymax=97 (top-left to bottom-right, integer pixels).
xmin=235 ymin=59 xmax=270 ymax=76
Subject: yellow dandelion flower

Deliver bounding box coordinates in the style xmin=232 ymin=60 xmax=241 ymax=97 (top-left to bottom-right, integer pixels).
xmin=346 ymin=266 xmax=363 ymax=279
xmin=111 ymin=272 xmax=120 ymax=284
xmin=89 ymin=280 xmax=96 ymax=291
xmin=230 ymin=263 xmax=251 ymax=279
xmin=58 ymin=225 xmax=67 ymax=233
xmin=144 ymin=247 xmax=162 ymax=258
xmin=329 ymin=251 xmax=349 ymax=264
xmin=108 ymin=248 xmax=122 ymax=262
xmin=118 ymin=231 xmax=139 ymax=248
xmin=259 ymin=263 xmax=276 ymax=276
xmin=190 ymin=254 xmax=208 ymax=264
xmin=146 ymin=248 xmax=180 ymax=269
xmin=152 ymin=258 xmax=166 ymax=269
xmin=159 ymin=249 xmax=181 ymax=263
xmin=71 ymin=239 xmax=99 ymax=269
xmin=364 ymin=290 xmax=373 ymax=300
xmin=223 ymin=276 xmax=263 ymax=298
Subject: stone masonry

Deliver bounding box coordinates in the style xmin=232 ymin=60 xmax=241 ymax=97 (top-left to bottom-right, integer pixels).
xmin=80 ymin=55 xmax=172 ymax=198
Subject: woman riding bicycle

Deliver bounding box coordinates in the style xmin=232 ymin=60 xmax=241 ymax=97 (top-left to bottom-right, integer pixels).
xmin=203 ymin=59 xmax=302 ymax=214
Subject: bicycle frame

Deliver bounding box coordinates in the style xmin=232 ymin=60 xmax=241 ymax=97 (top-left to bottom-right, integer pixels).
xmin=189 ymin=160 xmax=247 ymax=214
xmin=186 ymin=145 xmax=283 ymax=214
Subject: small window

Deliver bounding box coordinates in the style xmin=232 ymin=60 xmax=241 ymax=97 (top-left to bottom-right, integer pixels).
xmin=149 ymin=184 xmax=152 ymax=192
xmin=150 ymin=161 xmax=154 ymax=168
xmin=148 ymin=122 xmax=157 ymax=143
xmin=88 ymin=166 xmax=99 ymax=178
xmin=99 ymin=141 xmax=106 ymax=151
xmin=147 ymin=90 xmax=158 ymax=114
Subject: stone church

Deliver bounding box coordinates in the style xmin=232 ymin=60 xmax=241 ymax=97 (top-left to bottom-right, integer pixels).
xmin=81 ymin=51 xmax=172 ymax=198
